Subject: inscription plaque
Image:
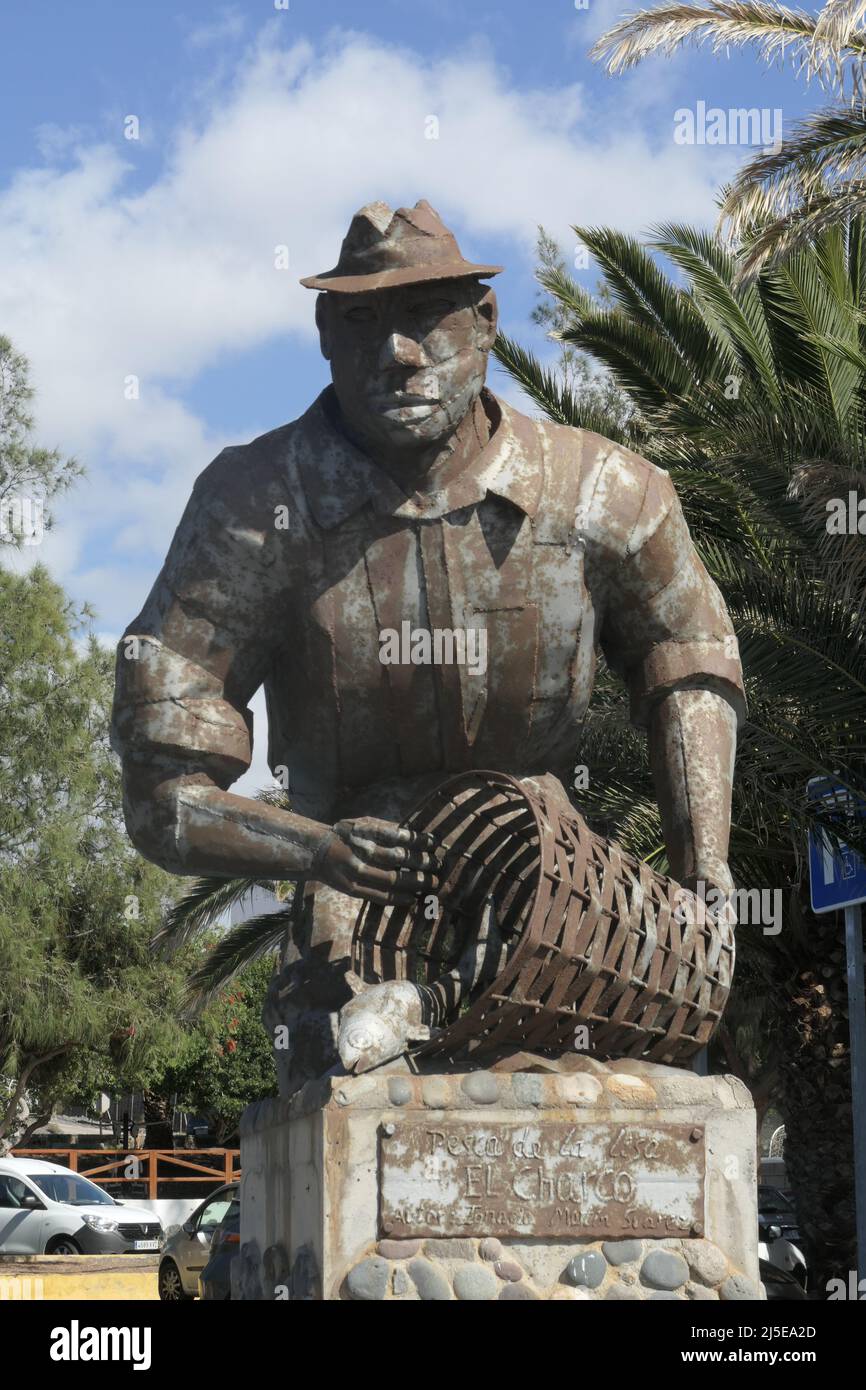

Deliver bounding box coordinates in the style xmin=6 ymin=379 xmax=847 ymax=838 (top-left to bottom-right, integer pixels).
xmin=380 ymin=1120 xmax=705 ymax=1239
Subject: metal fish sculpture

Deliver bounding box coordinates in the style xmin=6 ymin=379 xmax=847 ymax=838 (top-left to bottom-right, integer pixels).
xmin=337 ymin=896 xmax=505 ymax=1074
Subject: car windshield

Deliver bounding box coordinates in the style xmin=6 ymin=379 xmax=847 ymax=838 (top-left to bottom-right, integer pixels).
xmin=759 ymin=1188 xmax=795 ymax=1215
xmin=29 ymin=1173 xmax=116 ymax=1206
xmin=197 ymin=1196 xmax=234 ymax=1232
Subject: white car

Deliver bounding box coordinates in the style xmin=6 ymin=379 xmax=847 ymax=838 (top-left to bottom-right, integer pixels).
xmin=0 ymin=1156 xmax=163 ymax=1255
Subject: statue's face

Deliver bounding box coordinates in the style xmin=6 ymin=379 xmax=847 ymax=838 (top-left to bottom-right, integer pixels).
xmin=318 ymin=279 xmax=497 ymax=454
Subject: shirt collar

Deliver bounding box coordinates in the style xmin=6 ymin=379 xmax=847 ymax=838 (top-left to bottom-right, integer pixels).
xmin=297 ymin=386 xmax=544 ymax=528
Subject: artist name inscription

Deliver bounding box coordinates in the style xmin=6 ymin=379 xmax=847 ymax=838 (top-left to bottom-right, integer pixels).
xmin=380 ymin=1120 xmax=705 ymax=1240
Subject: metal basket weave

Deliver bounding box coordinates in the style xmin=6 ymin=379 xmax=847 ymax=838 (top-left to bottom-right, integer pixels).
xmin=351 ymin=770 xmax=734 ymax=1066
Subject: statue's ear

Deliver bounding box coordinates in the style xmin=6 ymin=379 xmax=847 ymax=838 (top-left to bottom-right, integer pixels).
xmin=476 ymin=287 xmax=498 ymax=351
xmin=315 ymin=294 xmax=332 ymax=361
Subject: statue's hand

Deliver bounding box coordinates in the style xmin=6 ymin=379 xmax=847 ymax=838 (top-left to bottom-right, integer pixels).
xmin=311 ymin=816 xmax=440 ymax=906
xmin=683 ymin=860 xmax=734 ymax=899
xmin=678 ymin=863 xmax=737 ymax=930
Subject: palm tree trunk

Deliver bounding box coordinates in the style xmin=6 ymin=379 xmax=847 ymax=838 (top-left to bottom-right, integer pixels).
xmin=141 ymin=1089 xmax=174 ymax=1149
xmin=775 ymin=905 xmax=857 ymax=1295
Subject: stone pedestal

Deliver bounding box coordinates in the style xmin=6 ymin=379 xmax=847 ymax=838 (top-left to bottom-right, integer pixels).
xmin=238 ymin=1061 xmax=762 ymax=1301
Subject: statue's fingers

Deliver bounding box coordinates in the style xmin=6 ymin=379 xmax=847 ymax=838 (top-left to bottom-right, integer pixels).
xmin=350 ymin=837 xmax=438 ymax=872
xmin=352 ymin=884 xmax=397 ymax=907
xmin=390 ymin=867 xmax=437 ymax=898
xmin=349 ymin=819 xmax=438 ymax=852
xmin=351 ymin=861 xmax=439 ymax=904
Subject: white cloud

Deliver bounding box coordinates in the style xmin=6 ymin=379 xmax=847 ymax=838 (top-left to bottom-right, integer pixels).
xmin=184 ymin=6 xmax=246 ymax=50
xmin=573 ymin=0 xmax=634 ymax=46
xmin=0 ymin=27 xmax=738 ymax=646
xmin=33 ymin=122 xmax=88 ymax=161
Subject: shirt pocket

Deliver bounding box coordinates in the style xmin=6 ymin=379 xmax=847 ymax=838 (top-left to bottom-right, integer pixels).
xmin=465 ymin=601 xmax=540 ymax=764
xmin=522 ymin=541 xmax=596 ymax=762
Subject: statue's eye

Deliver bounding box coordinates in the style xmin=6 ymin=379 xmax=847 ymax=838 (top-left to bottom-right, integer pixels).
xmin=410 ymin=299 xmax=456 ymax=321
xmin=343 ymin=305 xmax=377 ymax=324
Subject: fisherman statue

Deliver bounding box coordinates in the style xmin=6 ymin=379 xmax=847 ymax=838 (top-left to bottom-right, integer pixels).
xmin=112 ymin=200 xmax=744 ymax=1093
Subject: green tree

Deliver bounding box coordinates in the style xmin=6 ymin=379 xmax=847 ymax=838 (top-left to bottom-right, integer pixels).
xmin=494 ymin=216 xmax=866 ymax=1290
xmin=0 ymin=564 xmax=183 ymax=1151
xmin=152 ymin=957 xmax=278 ymax=1146
xmin=528 ymin=229 xmax=636 ymax=434
xmin=0 ymin=335 xmax=81 ymax=547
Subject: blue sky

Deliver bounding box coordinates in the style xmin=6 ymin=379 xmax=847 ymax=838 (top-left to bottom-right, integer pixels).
xmin=0 ymin=0 xmax=817 ymax=788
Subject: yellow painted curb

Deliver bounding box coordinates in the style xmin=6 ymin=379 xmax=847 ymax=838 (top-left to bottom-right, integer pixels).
xmin=0 ymin=1255 xmax=159 ymax=1301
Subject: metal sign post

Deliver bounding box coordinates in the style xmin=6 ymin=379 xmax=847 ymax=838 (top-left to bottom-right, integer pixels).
xmin=808 ymin=777 xmax=866 ymax=1287
xmin=845 ymin=901 xmax=866 ymax=1288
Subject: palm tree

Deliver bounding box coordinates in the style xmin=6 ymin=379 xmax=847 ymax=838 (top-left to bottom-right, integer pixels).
xmin=711 ymin=957 xmax=780 ymax=1139
xmin=493 ymin=215 xmax=866 ymax=1289
xmin=591 ymin=0 xmax=866 ymax=275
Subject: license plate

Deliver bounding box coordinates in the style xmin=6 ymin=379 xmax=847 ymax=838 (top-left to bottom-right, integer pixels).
xmin=133 ymin=1239 xmax=159 ymax=1250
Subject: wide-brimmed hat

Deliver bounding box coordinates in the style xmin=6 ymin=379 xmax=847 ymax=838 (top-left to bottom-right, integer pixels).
xmin=300 ymin=199 xmax=503 ymax=294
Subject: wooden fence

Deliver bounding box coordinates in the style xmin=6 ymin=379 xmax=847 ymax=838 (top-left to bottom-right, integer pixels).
xmin=11 ymin=1148 xmax=241 ymax=1201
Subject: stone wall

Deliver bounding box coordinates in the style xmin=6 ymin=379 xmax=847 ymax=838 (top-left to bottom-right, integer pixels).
xmin=342 ymin=1232 xmax=756 ymax=1301
xmin=239 ymin=1059 xmax=762 ymax=1301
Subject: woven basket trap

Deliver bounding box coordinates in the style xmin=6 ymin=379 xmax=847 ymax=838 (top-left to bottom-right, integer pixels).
xmin=351 ymin=770 xmax=735 ymax=1066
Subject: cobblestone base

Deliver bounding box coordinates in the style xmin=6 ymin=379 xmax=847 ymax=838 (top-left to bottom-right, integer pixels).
xmin=340 ymin=1235 xmax=760 ymax=1301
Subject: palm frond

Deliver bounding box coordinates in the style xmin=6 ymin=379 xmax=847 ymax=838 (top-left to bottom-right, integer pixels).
xmin=812 ymin=0 xmax=866 ymax=89
xmin=492 ymin=334 xmax=637 ymax=440
xmin=721 ymin=105 xmax=866 ymax=240
xmin=590 ymin=2 xmax=842 ymax=79
xmin=183 ymin=908 xmax=293 ymax=1010
xmin=574 ymin=226 xmax=713 ymax=382
xmin=153 ymin=876 xmax=277 ymax=956
xmin=737 ymin=179 xmax=866 ymax=278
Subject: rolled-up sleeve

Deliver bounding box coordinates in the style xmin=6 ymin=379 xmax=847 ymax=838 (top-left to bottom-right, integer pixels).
xmin=111 ymin=634 xmax=254 ymax=778
xmin=600 ymin=468 xmax=746 ymax=729
xmin=111 ymin=446 xmax=279 ymax=786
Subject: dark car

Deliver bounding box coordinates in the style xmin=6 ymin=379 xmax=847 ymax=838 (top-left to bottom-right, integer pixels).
xmin=758 ymin=1185 xmax=800 ymax=1240
xmin=760 ymin=1257 xmax=808 ymax=1301
xmin=158 ymin=1184 xmax=238 ymax=1300
xmin=198 ymin=1192 xmax=240 ymax=1300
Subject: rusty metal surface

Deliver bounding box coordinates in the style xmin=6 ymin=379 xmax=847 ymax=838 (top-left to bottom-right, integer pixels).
xmin=110 ymin=388 xmax=745 ymax=866
xmin=380 ymin=1118 xmax=705 ymax=1240
xmin=111 ymin=199 xmax=744 ymax=1093
xmin=353 ymin=770 xmax=735 ymax=1065
xmin=299 ymin=198 xmax=504 ymax=294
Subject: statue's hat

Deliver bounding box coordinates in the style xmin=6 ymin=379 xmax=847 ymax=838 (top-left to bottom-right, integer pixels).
xmin=300 ymin=199 xmax=503 ymax=294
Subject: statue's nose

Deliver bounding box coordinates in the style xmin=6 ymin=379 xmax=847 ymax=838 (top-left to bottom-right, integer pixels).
xmin=378 ymin=332 xmax=427 ymax=370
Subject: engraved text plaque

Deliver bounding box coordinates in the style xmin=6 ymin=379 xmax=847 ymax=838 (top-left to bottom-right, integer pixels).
xmin=380 ymin=1120 xmax=705 ymax=1239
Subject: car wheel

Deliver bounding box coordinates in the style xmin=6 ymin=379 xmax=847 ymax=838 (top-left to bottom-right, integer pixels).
xmin=159 ymin=1259 xmax=193 ymax=1301
xmin=45 ymin=1236 xmax=81 ymax=1255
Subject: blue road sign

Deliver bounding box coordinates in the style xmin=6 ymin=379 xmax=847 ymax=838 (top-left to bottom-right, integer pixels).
xmin=808 ymin=776 xmax=866 ymax=914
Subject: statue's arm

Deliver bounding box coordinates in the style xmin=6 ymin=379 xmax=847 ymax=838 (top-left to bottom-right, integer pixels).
xmin=118 ymin=751 xmax=436 ymax=904
xmin=110 ymin=449 xmax=332 ymax=879
xmin=111 ymin=449 xmax=436 ymax=902
xmin=118 ymin=749 xmax=331 ymax=880
xmin=647 ymin=689 xmax=737 ymax=895
xmin=598 ymin=463 xmax=745 ymax=897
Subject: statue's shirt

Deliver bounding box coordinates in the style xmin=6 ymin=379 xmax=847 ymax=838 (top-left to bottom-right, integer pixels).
xmin=111 ymin=388 xmax=745 ymax=824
